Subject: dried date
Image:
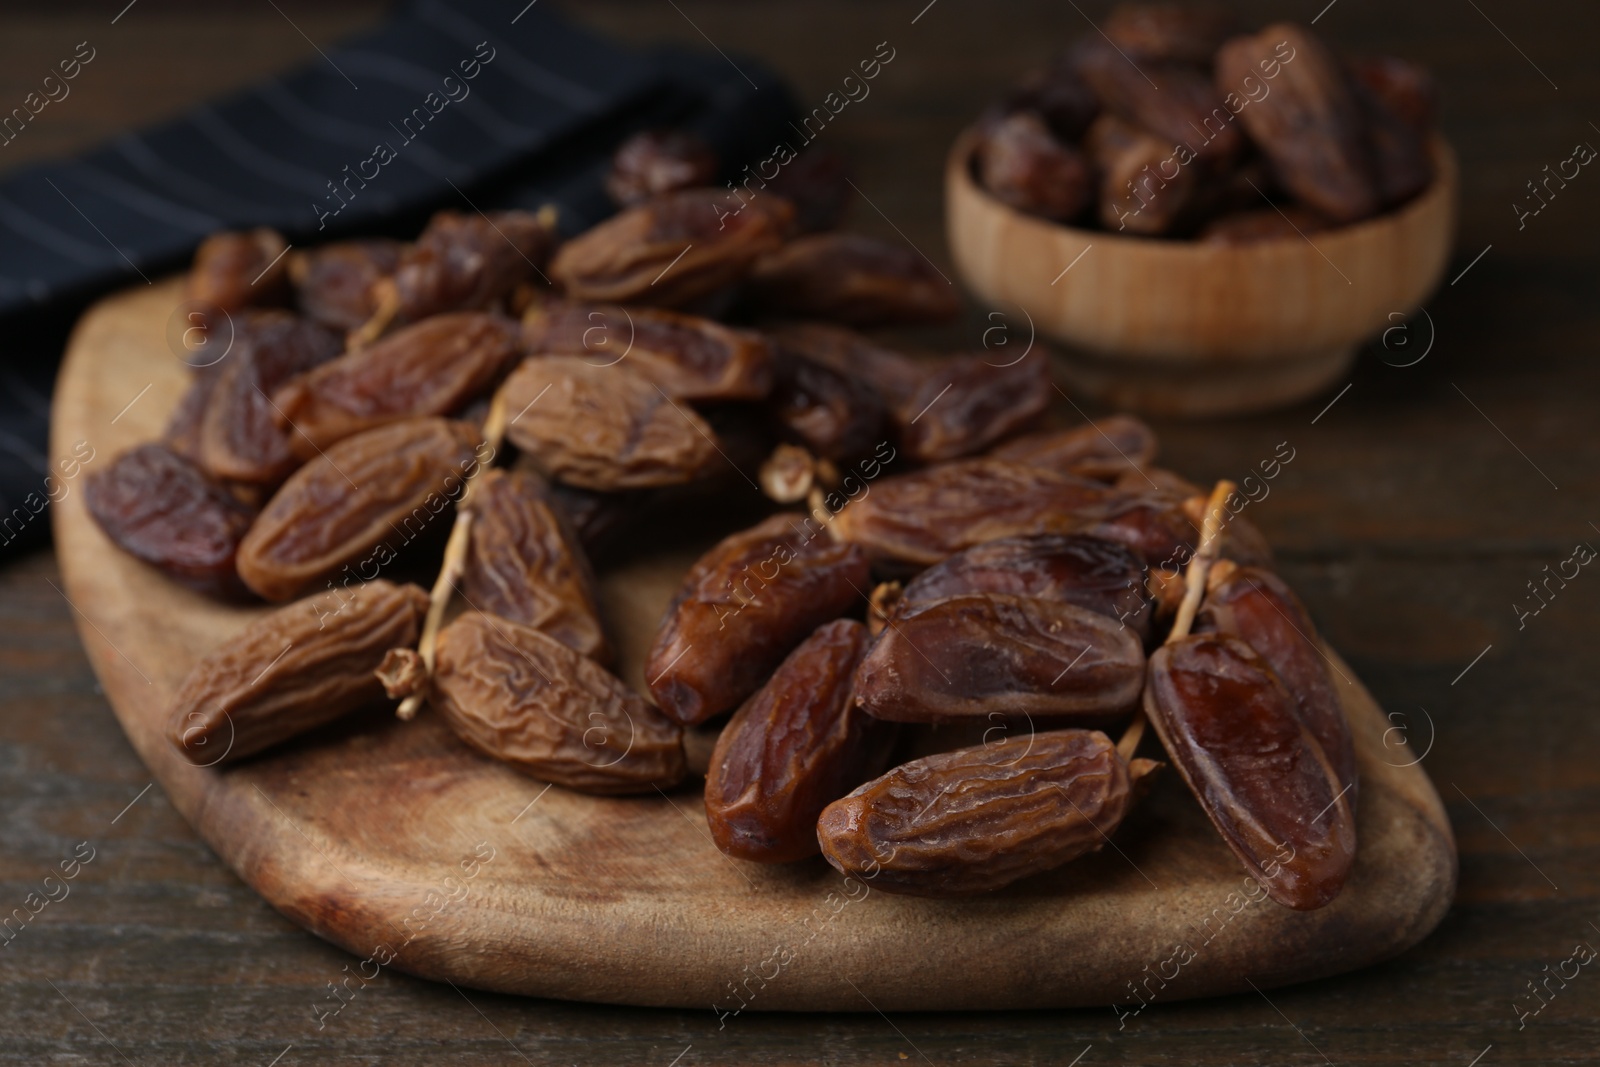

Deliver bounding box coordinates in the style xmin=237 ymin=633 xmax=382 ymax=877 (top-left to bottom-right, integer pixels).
xmin=384 ymin=209 xmax=556 ymax=323
xmin=1350 ymin=55 xmax=1438 ymax=134
xmin=1145 ymin=632 xmax=1356 ymax=909
xmin=462 ymin=467 xmax=610 ymax=664
xmin=1075 ymin=42 xmax=1245 ymax=172
xmin=500 ymin=357 xmax=717 ymax=490
xmin=991 ymin=56 xmax=1100 ymax=142
xmin=854 ymin=592 xmax=1145 ymax=722
xmin=187 ymin=228 xmax=289 ymax=316
xmin=646 ymin=513 xmax=871 ymax=725
xmin=1084 ymin=114 xmax=1202 ymax=235
xmin=550 ymin=187 xmax=793 ymax=308
xmin=743 ymin=233 xmax=961 ymax=326
xmin=816 ymin=729 xmax=1133 ymax=895
xmin=167 ymin=579 xmax=428 ymax=765
xmin=432 ymin=611 xmax=686 ymax=794
xmin=1103 ymin=3 xmax=1240 ymax=65
xmin=898 ymin=353 xmax=1051 ymax=463
xmin=990 ymin=415 xmax=1159 ymax=481
xmin=236 ymin=417 xmax=484 ymax=601
xmin=85 ymin=443 xmax=256 ymax=597
xmin=1356 ymin=80 xmax=1434 ymax=209
xmin=765 ymin=327 xmax=890 ymax=462
xmin=605 ymin=129 xmax=719 ymax=206
xmin=522 ymin=301 xmax=772 ymax=401
xmin=274 ymin=312 xmax=521 ymax=457
xmin=765 ymin=145 xmax=853 ymax=233
xmin=704 ymin=619 xmax=895 ymax=862
xmin=977 ymin=111 xmax=1094 ymax=223
xmin=290 ymin=238 xmax=402 ymax=332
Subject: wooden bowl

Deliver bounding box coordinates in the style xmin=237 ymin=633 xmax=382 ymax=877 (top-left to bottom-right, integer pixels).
xmin=946 ymin=127 xmax=1458 ymax=417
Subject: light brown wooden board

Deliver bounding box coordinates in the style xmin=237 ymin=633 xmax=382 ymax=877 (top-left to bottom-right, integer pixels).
xmin=51 ymin=278 xmax=1456 ymax=1011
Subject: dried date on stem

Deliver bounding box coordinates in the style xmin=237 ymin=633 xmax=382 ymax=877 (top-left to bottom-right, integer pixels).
xmin=1074 ymin=43 xmax=1244 ymax=172
xmin=990 ymin=415 xmax=1159 ymax=481
xmin=897 ymin=352 xmax=1051 ymax=463
xmin=500 ymin=357 xmax=717 ymax=490
xmin=1216 ymin=25 xmax=1378 ymax=223
xmin=817 ymin=729 xmax=1132 ymax=896
xmin=705 ymin=619 xmax=895 ymax=863
xmin=550 ymin=187 xmax=794 ymax=308
xmin=977 ymin=112 xmax=1094 ymax=223
xmin=646 ymin=513 xmax=871 ymax=725
xmin=743 ymin=233 xmax=960 ymax=327
xmin=898 ymin=534 xmax=1153 ymax=642
xmin=1144 ymin=632 xmax=1355 ymax=909
xmin=854 ymin=593 xmax=1145 ymax=722
xmin=764 ymin=328 xmax=889 ymax=462
xmin=432 ymin=611 xmax=686 ymax=794
xmin=187 ymin=228 xmax=289 ymax=316
xmin=381 ymin=209 xmax=557 ymax=326
xmin=1083 ymin=114 xmax=1201 ymax=236
xmin=274 ymin=312 xmax=521 ymax=457
xmin=167 ymin=580 xmax=428 ymax=766
xmin=828 ymin=459 xmax=1122 ymax=567
xmin=290 ymin=239 xmax=402 ymax=332
xmin=1197 ymin=561 xmax=1356 ymax=800
xmin=86 ymin=443 xmax=258 ymax=597
xmin=522 ymin=301 xmax=773 ymax=401
xmin=1103 ymin=2 xmax=1240 ymax=65
xmin=237 ymin=418 xmax=483 ymax=601
xmin=462 ymin=467 xmax=610 ymax=664
xmin=198 ymin=311 xmax=342 ymax=484
xmin=605 ymin=129 xmax=719 ymax=206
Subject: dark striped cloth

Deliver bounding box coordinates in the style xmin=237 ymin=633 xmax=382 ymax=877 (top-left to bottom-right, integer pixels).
xmin=0 ymin=0 xmax=796 ymax=553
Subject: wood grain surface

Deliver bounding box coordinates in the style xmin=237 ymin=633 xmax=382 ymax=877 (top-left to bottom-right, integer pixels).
xmin=3 ymin=1 xmax=1598 ymax=1064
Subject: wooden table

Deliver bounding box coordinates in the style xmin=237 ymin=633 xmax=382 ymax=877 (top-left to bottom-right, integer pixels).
xmin=3 ymin=1 xmax=1597 ymax=1063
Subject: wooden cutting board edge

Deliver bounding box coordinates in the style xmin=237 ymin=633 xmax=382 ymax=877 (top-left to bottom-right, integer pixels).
xmin=49 ymin=279 xmax=1457 ymax=1013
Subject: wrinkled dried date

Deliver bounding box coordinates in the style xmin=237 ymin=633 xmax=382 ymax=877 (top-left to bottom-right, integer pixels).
xmin=522 ymin=301 xmax=772 ymax=401
xmin=1216 ymin=25 xmax=1378 ymax=222
xmin=198 ymin=311 xmax=342 ymax=484
xmin=274 ymin=312 xmax=520 ymax=457
xmin=898 ymin=353 xmax=1051 ymax=463
xmin=744 ymin=233 xmax=961 ymax=326
xmin=500 ymin=357 xmax=717 ymax=490
xmin=1084 ymin=114 xmax=1201 ymax=235
xmin=187 ymin=228 xmax=289 ymax=316
xmin=1351 ymin=54 xmax=1437 ymax=134
xmin=462 ymin=467 xmax=610 ymax=664
xmin=977 ymin=111 xmax=1094 ymax=223
xmin=550 ymin=187 xmax=794 ymax=308
xmin=705 ymin=619 xmax=895 ymax=862
xmin=237 ymin=417 xmax=483 ymax=601
xmin=605 ymin=129 xmax=719 ymax=206
xmin=816 ymin=729 xmax=1132 ymax=895
xmin=167 ymin=579 xmax=428 ymax=765
xmin=989 ymin=415 xmax=1159 ymax=481
xmin=1356 ymin=79 xmax=1434 ymax=209
xmin=85 ymin=443 xmax=257 ymax=597
xmin=899 ymin=534 xmax=1153 ymax=642
xmin=290 ymin=239 xmax=403 ymax=333
xmin=433 ymin=611 xmax=685 ymax=793
xmin=991 ymin=56 xmax=1100 ymax=142
xmin=765 ymin=329 xmax=889 ymax=462
xmin=1075 ymin=41 xmax=1244 ymax=171
xmin=1198 ymin=560 xmax=1356 ymax=798
xmin=855 ymin=592 xmax=1145 ymax=722
xmin=1145 ymin=632 xmax=1356 ymax=909
xmin=385 ymin=209 xmax=555 ymax=324
xmin=646 ymin=513 xmax=871 ymax=725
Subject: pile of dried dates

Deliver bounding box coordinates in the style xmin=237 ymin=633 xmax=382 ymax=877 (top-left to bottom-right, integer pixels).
xmin=972 ymin=3 xmax=1439 ymax=240
xmin=88 ymin=124 xmax=1356 ymax=911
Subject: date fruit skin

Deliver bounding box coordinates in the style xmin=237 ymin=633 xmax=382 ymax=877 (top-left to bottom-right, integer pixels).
xmin=744 ymin=233 xmax=961 ymax=327
xmin=978 ymin=111 xmax=1094 ymax=223
xmin=605 ymin=129 xmax=719 ymax=206
xmin=1103 ymin=2 xmax=1240 ymax=65
xmin=522 ymin=301 xmax=773 ymax=401
xmin=646 ymin=513 xmax=872 ymax=725
xmin=1145 ymin=632 xmax=1356 ymax=910
xmin=855 ymin=592 xmax=1145 ymax=722
xmin=187 ymin=228 xmax=289 ymax=316
xmin=198 ymin=311 xmax=343 ymax=484
xmin=86 ymin=443 xmax=257 ymax=597
xmin=991 ymin=56 xmax=1100 ymax=142
xmin=765 ymin=329 xmax=889 ymax=462
xmin=167 ymin=579 xmax=428 ymax=765
xmin=1356 ymin=79 xmax=1434 ymax=209
xmin=432 ymin=611 xmax=686 ymax=794
xmin=275 ymin=312 xmax=521 ymax=457
xmin=550 ymin=187 xmax=794 ymax=308
xmin=1075 ymin=42 xmax=1244 ymax=172
xmin=1084 ymin=114 xmax=1201 ymax=235
xmin=898 ymin=352 xmax=1051 ymax=463
xmin=900 ymin=534 xmax=1152 ymax=643
xmin=1198 ymin=561 xmax=1356 ymax=800
xmin=500 ymin=357 xmax=717 ymax=490
xmin=1216 ymin=25 xmax=1378 ymax=223
xmin=990 ymin=415 xmax=1159 ymax=481
xmin=828 ymin=459 xmax=1122 ymax=567
xmin=388 ymin=209 xmax=556 ymax=323
xmin=1350 ymin=55 xmax=1438 ymax=134
xmin=237 ymin=418 xmax=484 ymax=602
xmin=817 ymin=729 xmax=1132 ymax=895
xmin=705 ymin=619 xmax=895 ymax=862
xmin=290 ymin=239 xmax=402 ymax=332
xmin=462 ymin=468 xmax=610 ymax=664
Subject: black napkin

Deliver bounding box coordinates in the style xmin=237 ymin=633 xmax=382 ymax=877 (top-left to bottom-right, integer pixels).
xmin=0 ymin=0 xmax=796 ymax=555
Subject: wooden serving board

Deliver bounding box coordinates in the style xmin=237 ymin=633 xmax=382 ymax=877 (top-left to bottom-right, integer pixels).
xmin=52 ymin=279 xmax=1456 ymax=1011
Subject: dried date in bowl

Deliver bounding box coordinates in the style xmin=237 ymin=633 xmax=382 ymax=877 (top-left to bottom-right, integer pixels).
xmin=432 ymin=611 xmax=685 ymax=795
xmin=236 ymin=417 xmax=484 ymax=601
xmin=816 ymin=729 xmax=1133 ymax=896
